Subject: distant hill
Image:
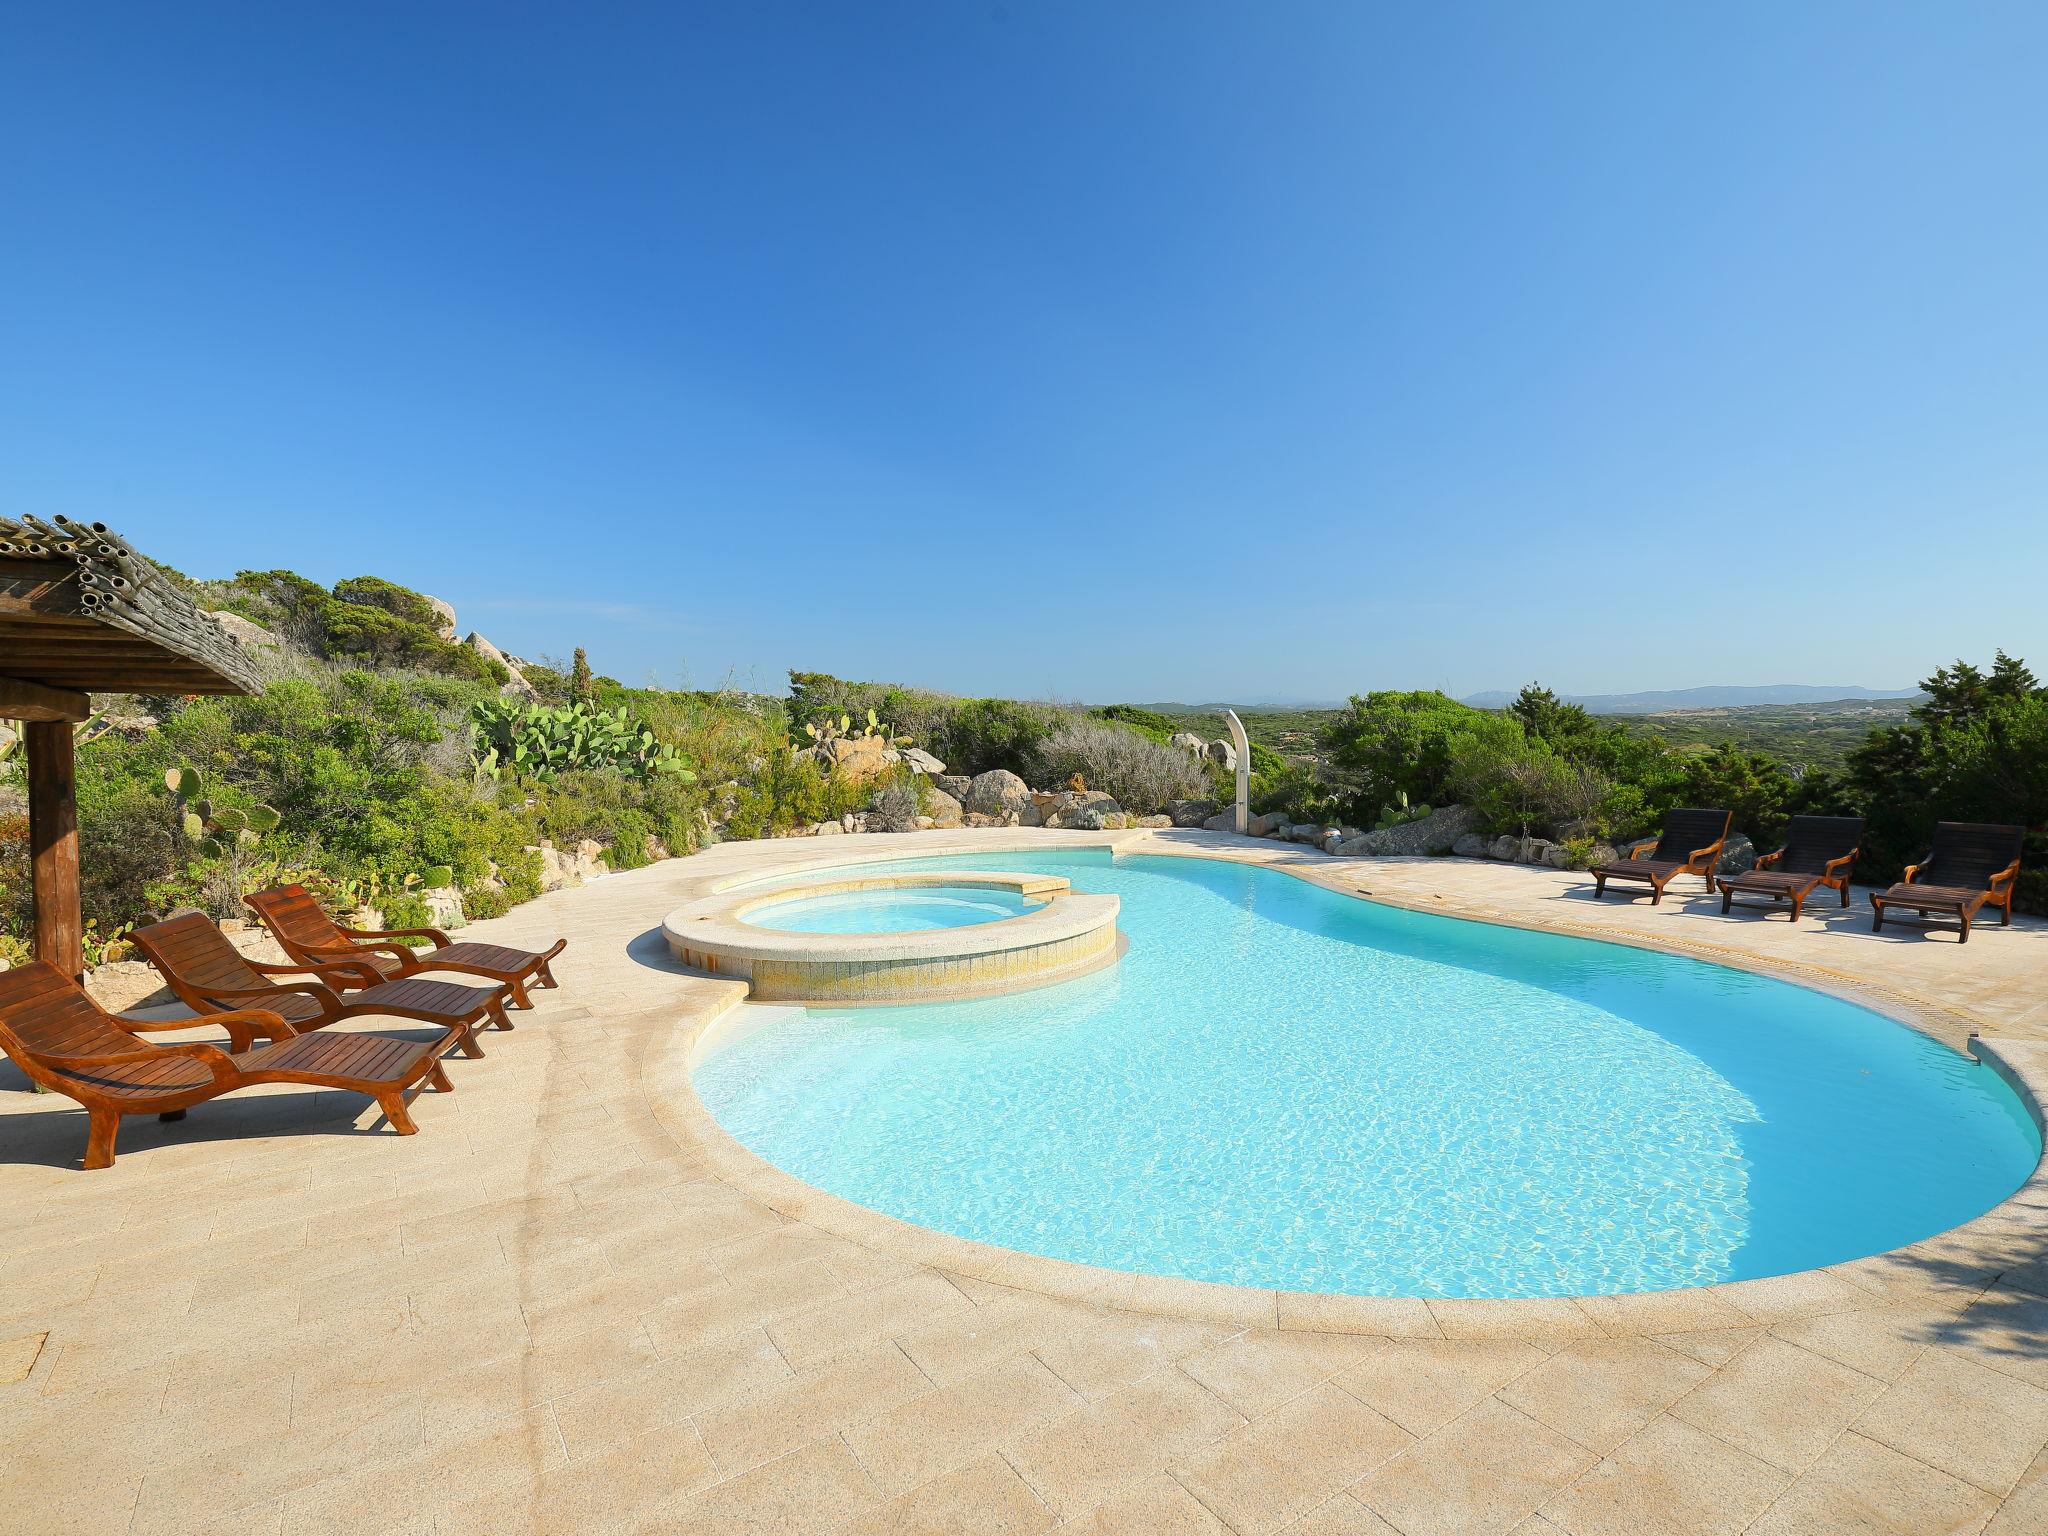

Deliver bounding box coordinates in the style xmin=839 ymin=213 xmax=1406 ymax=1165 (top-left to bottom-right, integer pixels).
xmin=1460 ymin=684 xmax=1922 ymax=715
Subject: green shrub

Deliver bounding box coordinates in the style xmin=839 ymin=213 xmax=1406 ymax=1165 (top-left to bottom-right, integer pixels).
xmin=1319 ymin=692 xmax=1524 ymax=824
xmin=470 ymin=698 xmax=696 ymax=782
xmin=1030 ymin=717 xmax=1213 ymax=814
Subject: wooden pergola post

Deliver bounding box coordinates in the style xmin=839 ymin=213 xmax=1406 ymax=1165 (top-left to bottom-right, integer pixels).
xmin=3 ymin=677 xmax=90 ymax=983
xmin=26 ymin=720 xmax=83 ymax=982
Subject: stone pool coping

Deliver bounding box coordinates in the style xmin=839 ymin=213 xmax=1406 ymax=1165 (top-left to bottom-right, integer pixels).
xmin=648 ymin=827 xmax=2048 ymax=1338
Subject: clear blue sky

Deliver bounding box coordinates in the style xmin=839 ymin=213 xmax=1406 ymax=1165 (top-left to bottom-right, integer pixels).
xmin=4 ymin=3 xmax=2044 ymax=702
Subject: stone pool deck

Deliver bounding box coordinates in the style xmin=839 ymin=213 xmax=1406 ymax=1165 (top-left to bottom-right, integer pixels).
xmin=2 ymin=827 xmax=2045 ymax=1535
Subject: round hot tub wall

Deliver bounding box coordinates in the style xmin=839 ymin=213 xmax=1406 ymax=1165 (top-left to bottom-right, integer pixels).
xmin=662 ymin=870 xmax=1122 ymax=1004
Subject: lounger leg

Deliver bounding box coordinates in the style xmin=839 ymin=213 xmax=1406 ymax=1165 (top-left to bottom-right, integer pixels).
xmin=455 ymin=1025 xmax=486 ymax=1060
xmin=1839 ymin=882 xmax=1850 ymax=907
xmin=2003 ymin=895 xmax=2013 ymax=926
xmin=1721 ymin=886 xmax=1732 ymax=914
xmin=537 ymin=959 xmax=559 ymax=989
xmin=1790 ymin=895 xmax=1803 ymax=923
xmin=158 ymin=1108 xmax=187 ymax=1122
xmin=84 ymin=1109 xmax=121 ymax=1170
xmin=378 ymin=1091 xmax=419 ymax=1135
xmin=507 ymin=976 xmax=534 ymax=1010
xmin=1593 ymin=876 xmax=1607 ymax=900
xmin=1959 ymin=912 xmax=1971 ymax=944
xmin=488 ymin=997 xmax=515 ymax=1031
xmin=1871 ymin=900 xmax=1884 ymax=933
xmin=429 ymin=1062 xmax=453 ymax=1092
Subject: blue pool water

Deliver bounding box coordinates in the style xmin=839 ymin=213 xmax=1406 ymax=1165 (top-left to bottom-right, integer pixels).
xmin=694 ymin=850 xmax=2039 ymax=1298
xmin=743 ymin=884 xmax=1041 ymax=934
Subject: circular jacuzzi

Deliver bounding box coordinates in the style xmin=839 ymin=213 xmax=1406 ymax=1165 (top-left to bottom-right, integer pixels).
xmin=694 ymin=848 xmax=2042 ymax=1300
xmin=743 ymin=884 xmax=1043 ymax=934
xmin=664 ymin=870 xmax=1122 ymax=1005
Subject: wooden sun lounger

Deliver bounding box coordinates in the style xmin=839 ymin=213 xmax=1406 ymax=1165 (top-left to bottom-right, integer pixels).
xmin=1590 ymin=808 xmax=1733 ymax=904
xmin=0 ymin=960 xmax=455 ymax=1169
xmin=1869 ymin=821 xmax=2024 ymax=943
xmin=246 ymin=883 xmax=567 ymax=1009
xmin=1716 ymin=814 xmax=1864 ymax=922
xmin=130 ymin=912 xmax=514 ymax=1061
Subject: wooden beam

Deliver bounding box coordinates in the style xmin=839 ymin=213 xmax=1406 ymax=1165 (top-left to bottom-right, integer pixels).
xmin=27 ymin=720 xmax=83 ymax=982
xmin=0 ymin=675 xmax=90 ymax=722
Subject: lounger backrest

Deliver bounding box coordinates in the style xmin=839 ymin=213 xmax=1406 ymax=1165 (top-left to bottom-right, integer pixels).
xmin=130 ymin=913 xmax=272 ymax=1008
xmin=1927 ymin=821 xmax=2025 ymax=890
xmin=0 ymin=960 xmax=141 ymax=1065
xmin=246 ymin=884 xmax=343 ymax=959
xmin=1776 ymin=815 xmax=1865 ymax=877
xmin=1654 ymin=808 xmax=1732 ymax=862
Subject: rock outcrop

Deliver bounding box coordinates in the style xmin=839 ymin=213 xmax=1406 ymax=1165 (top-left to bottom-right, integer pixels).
xmin=1167 ymin=798 xmax=1218 ymax=828
xmin=935 ymin=774 xmax=974 ymax=805
xmin=965 ymin=769 xmax=1033 ymax=819
xmin=424 ymin=594 xmax=458 ymax=641
xmin=924 ymin=789 xmax=964 ymax=828
xmin=1336 ymin=804 xmax=1479 ymax=857
xmin=531 ymin=838 xmax=607 ymax=892
xmin=208 ymin=610 xmax=279 ymax=651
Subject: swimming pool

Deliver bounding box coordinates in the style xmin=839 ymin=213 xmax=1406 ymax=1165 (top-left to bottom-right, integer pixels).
xmin=693 ymin=849 xmax=2040 ymax=1299
xmin=742 ymin=884 xmax=1043 ymax=934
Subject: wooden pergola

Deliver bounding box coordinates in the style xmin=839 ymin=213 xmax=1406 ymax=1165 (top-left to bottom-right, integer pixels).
xmin=1 ymin=515 xmax=260 ymax=980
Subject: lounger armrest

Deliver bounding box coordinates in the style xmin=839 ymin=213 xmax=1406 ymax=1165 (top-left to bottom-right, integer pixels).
xmin=342 ymin=926 xmax=450 ymax=949
xmin=1989 ymin=861 xmax=2021 ymax=892
xmin=308 ymin=937 xmax=417 ymax=968
xmin=1823 ymin=849 xmax=1860 ymax=875
xmin=251 ymin=957 xmax=385 ymax=989
xmin=1754 ymin=849 xmax=1786 ymax=869
xmin=34 ymin=1040 xmax=239 ymax=1086
xmin=199 ymin=981 xmax=340 ymax=1021
xmin=1902 ymin=857 xmax=1930 ymax=884
xmin=1627 ymin=844 xmax=1653 ymax=861
xmin=1687 ymin=840 xmax=1726 ymax=869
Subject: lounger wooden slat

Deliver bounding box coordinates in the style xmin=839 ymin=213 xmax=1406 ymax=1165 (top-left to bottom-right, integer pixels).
xmin=1716 ymin=814 xmax=1864 ymax=922
xmin=0 ymin=960 xmax=458 ymax=1169
xmin=246 ymin=884 xmax=566 ymax=1010
xmin=1869 ymin=821 xmax=2024 ymax=943
xmin=1589 ymin=808 xmax=1733 ymax=904
xmin=130 ymin=913 xmax=514 ymax=1060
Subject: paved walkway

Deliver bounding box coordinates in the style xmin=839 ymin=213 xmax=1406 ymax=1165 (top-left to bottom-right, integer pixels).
xmin=2 ymin=828 xmax=2045 ymax=1535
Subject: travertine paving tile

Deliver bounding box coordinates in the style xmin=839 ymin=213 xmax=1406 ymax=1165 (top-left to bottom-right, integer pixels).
xmin=1057 ymin=1473 xmax=1233 ymax=1535
xmin=1853 ymin=1346 xmax=2048 ymax=1493
xmin=1176 ymin=1382 xmax=1413 ymax=1536
xmin=1003 ymin=1366 xmax=1244 ymax=1518
xmin=1181 ymin=1328 xmax=1387 ymax=1418
xmin=767 ymin=1270 xmax=976 ymax=1369
xmin=1335 ymin=1339 xmax=1549 ymax=1437
xmin=1536 ymin=1415 xmax=1787 ymax=1536
xmin=1746 ymin=1430 xmax=1995 ymax=1536
xmin=842 ymin=1353 xmax=1081 ymax=1497
xmin=1276 ymin=1492 xmax=1403 ymax=1532
xmin=651 ymin=1435 xmax=879 ymax=1534
xmin=1769 ymin=1305 xmax=1936 ymax=1382
xmin=1354 ymin=1398 xmax=1596 ymax=1535
xmin=1982 ymin=1443 xmax=2048 ymax=1536
xmin=1666 ymin=1335 xmax=1887 ymax=1473
xmin=832 ymin=1451 xmax=1054 ymax=1536
xmin=1498 ymin=1338 xmax=1713 ymax=1454
xmin=549 ymin=1329 xmax=793 ymax=1461
xmin=694 ymin=1338 xmax=933 ymax=1476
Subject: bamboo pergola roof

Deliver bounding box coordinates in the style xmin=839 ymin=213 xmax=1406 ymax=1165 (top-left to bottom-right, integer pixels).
xmin=0 ymin=515 xmax=262 ymax=696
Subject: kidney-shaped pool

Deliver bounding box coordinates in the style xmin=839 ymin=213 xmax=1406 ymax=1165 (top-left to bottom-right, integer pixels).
xmin=692 ymin=849 xmax=2039 ymax=1298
